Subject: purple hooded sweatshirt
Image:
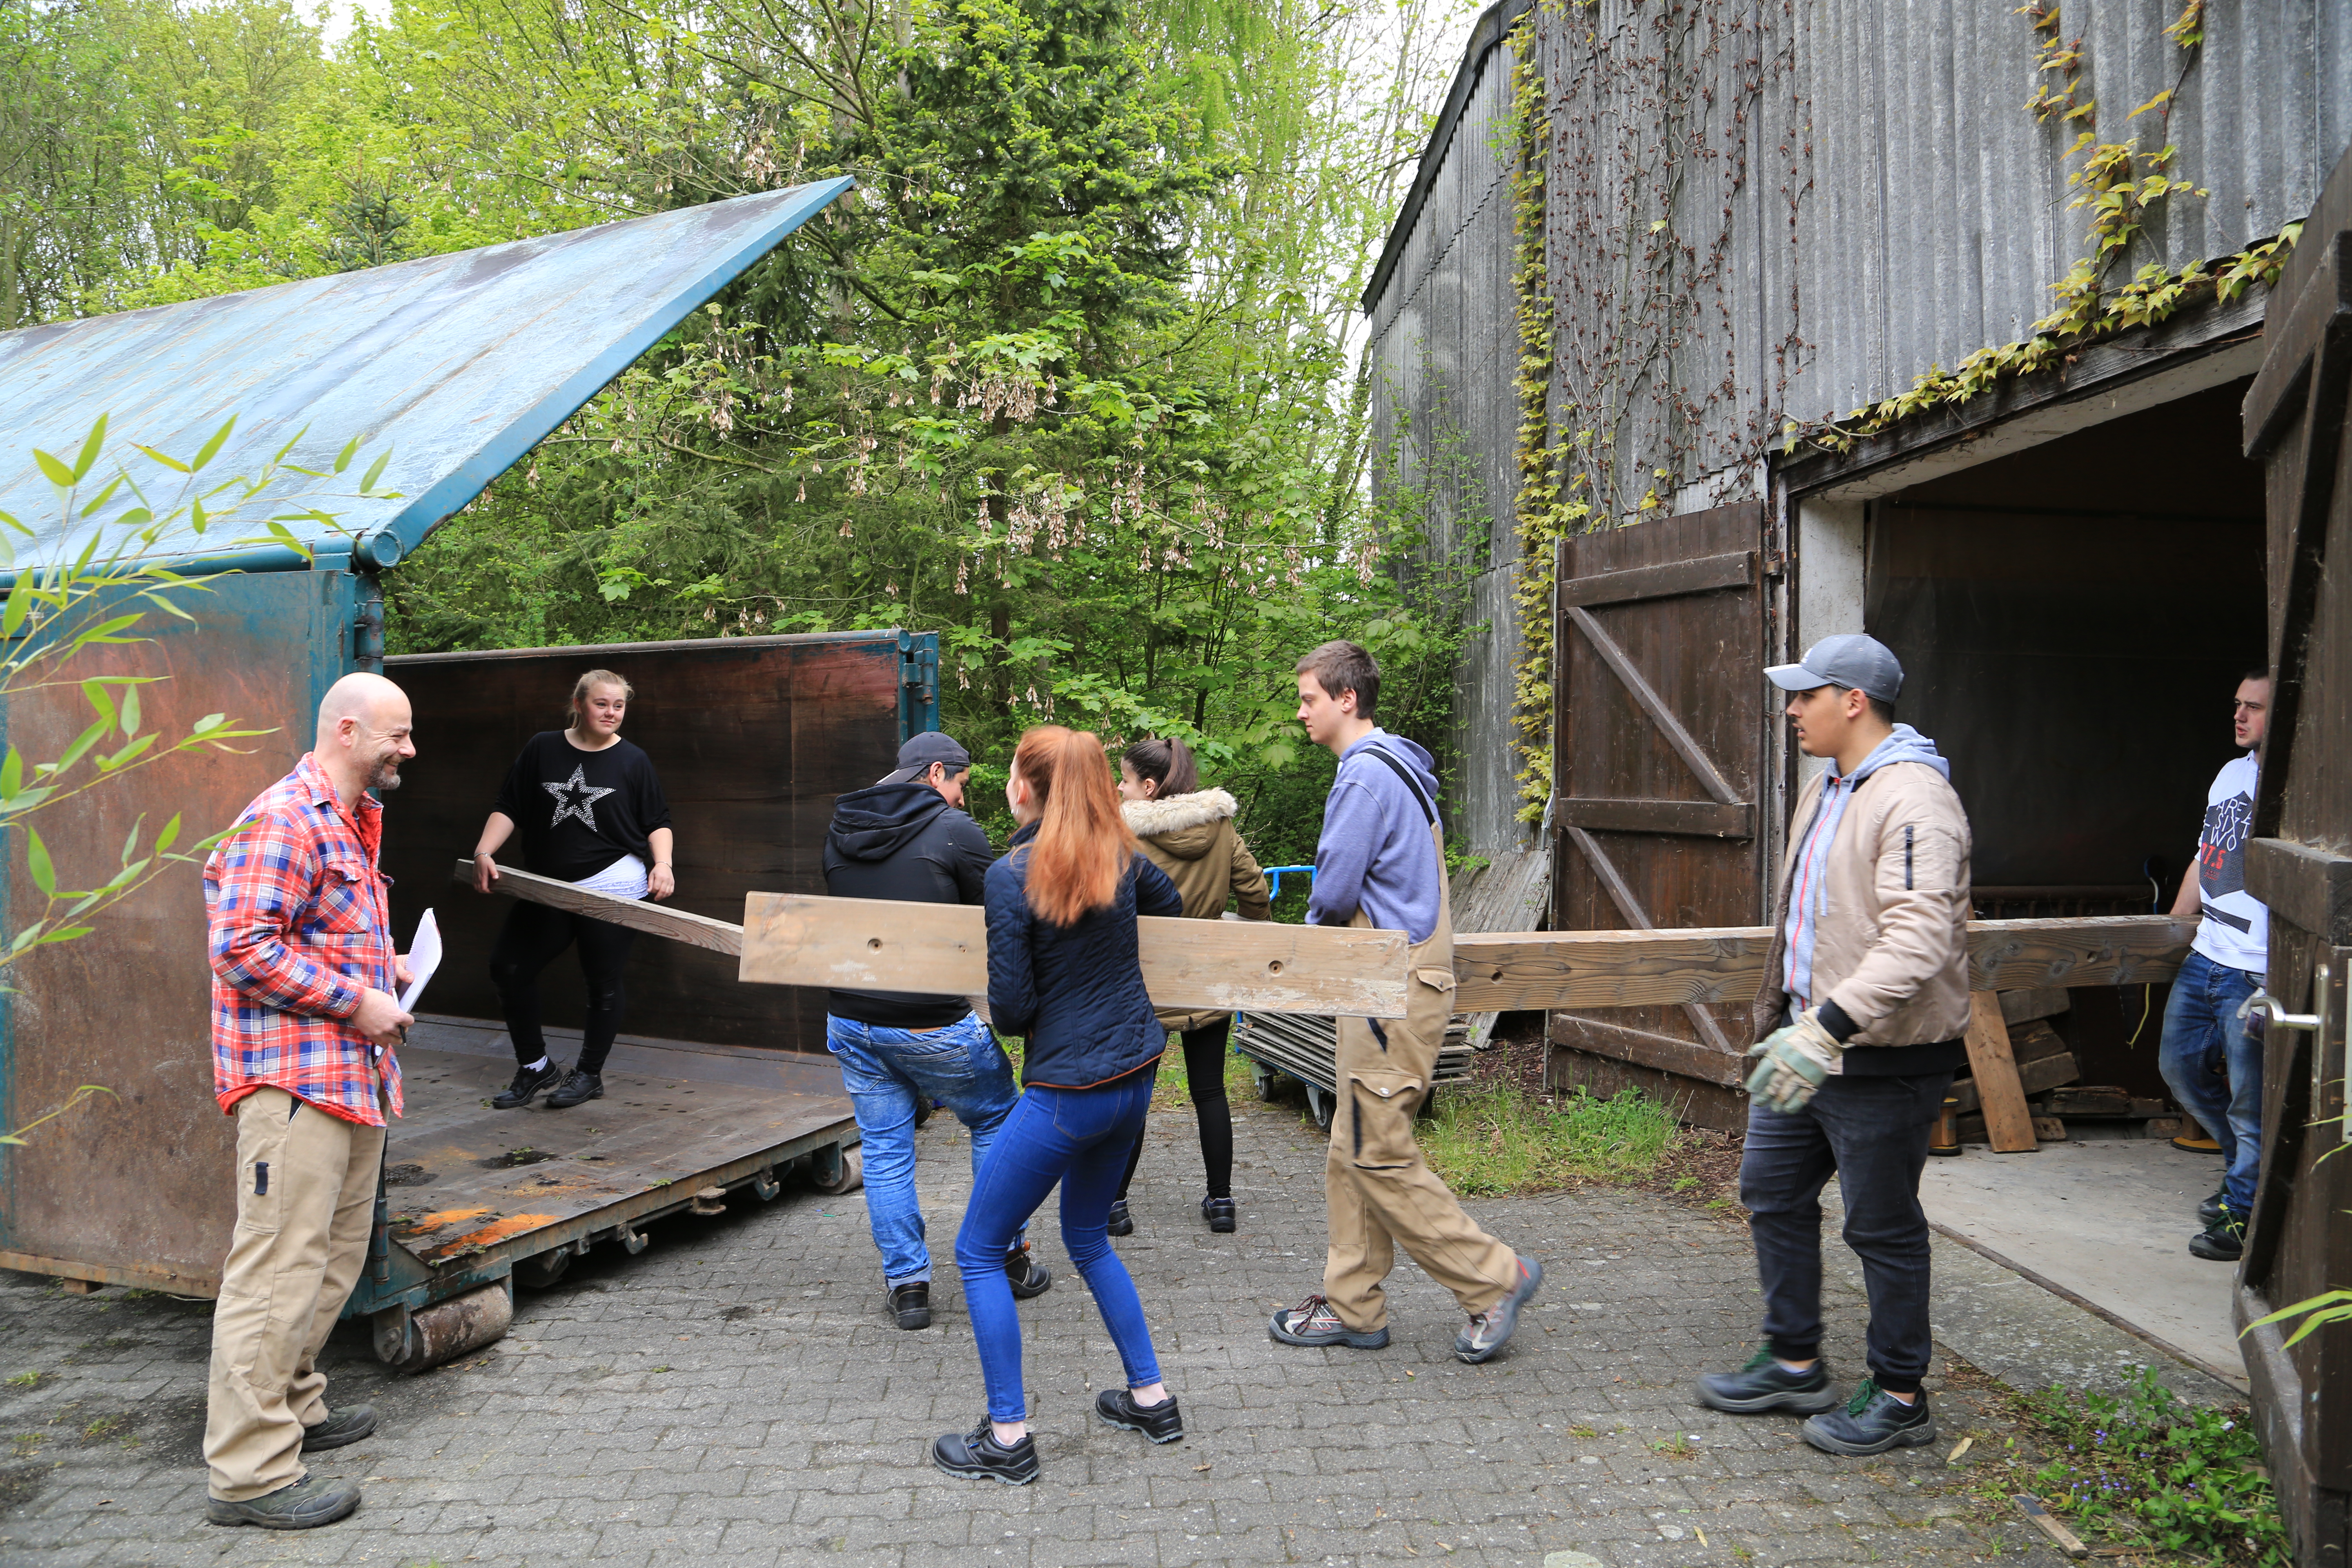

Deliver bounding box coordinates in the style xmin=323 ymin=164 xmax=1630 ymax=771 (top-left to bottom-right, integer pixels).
xmin=1307 ymin=730 xmax=1446 ymax=944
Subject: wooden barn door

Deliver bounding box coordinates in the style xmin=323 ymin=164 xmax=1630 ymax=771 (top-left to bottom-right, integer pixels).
xmin=2237 ymin=147 xmax=2352 ymax=1568
xmin=1548 ymin=502 xmax=1768 ymax=1129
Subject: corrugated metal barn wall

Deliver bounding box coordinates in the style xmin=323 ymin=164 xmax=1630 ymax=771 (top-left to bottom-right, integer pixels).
xmin=1365 ymin=0 xmax=2352 ymax=845
xmin=1363 ymin=9 xmax=1527 ymax=858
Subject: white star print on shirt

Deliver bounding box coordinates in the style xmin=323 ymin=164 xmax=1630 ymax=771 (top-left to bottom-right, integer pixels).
xmin=543 ymin=763 xmax=617 ymax=832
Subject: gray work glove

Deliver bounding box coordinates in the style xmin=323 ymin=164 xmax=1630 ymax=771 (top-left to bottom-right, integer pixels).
xmin=1744 ymin=1007 xmax=1844 ymax=1114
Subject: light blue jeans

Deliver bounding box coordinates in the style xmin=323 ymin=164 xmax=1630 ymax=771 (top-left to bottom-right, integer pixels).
xmin=2156 ymin=950 xmax=2265 ymax=1221
xmin=825 ymin=1012 xmax=1020 ymax=1285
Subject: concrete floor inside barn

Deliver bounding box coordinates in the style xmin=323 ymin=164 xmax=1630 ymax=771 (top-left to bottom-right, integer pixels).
xmin=2 ymin=1082 xmax=2243 ymax=1568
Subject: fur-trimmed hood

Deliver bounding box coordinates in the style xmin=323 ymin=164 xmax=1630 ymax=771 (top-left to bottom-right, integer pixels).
xmin=1121 ymin=788 xmax=1239 ymax=860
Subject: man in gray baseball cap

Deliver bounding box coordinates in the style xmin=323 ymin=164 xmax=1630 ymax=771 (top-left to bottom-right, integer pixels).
xmin=1695 ymin=631 xmax=1975 ymax=1460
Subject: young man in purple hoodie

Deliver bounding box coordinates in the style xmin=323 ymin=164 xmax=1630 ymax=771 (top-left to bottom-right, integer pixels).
xmin=1269 ymin=641 xmax=1543 ymax=1364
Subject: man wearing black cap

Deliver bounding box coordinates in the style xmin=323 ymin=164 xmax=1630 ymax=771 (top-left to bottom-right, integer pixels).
xmin=1694 ymin=635 xmax=1974 ymax=1457
xmin=823 ymin=732 xmax=1052 ymax=1329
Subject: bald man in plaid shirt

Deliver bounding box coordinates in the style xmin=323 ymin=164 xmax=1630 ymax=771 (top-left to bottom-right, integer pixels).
xmin=200 ymin=673 xmax=416 ymax=1531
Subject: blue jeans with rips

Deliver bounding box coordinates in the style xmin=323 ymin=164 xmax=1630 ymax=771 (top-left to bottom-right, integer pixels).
xmin=825 ymin=1012 xmax=1021 ymax=1286
xmin=2156 ymin=949 xmax=2265 ymax=1220
xmin=955 ymin=1071 xmax=1162 ymax=1423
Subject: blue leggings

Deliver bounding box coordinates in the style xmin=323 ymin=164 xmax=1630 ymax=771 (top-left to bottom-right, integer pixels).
xmin=954 ymin=1071 xmax=1163 ymax=1423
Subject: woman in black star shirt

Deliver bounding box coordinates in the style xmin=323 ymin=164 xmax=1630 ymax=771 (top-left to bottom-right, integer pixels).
xmin=471 ymin=669 xmax=675 ymax=1110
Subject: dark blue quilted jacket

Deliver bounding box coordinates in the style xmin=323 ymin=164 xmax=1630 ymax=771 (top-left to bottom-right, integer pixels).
xmin=986 ymin=821 xmax=1183 ymax=1089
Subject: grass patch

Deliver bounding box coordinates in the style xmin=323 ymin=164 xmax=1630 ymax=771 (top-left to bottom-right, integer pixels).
xmin=1416 ymin=1083 xmax=1677 ymax=1194
xmin=2022 ymin=1366 xmax=2287 ymax=1566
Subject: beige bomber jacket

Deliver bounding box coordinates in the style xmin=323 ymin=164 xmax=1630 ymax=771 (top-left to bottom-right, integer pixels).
xmin=1750 ymin=759 xmax=1976 ymax=1052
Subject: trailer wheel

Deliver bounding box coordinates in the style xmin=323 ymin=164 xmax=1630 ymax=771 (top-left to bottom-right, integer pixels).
xmin=1254 ymin=1065 xmax=1281 ymax=1102
xmin=811 ymin=1144 xmax=864 ymax=1195
xmin=513 ymin=1249 xmax=570 ymax=1289
xmin=1306 ymin=1085 xmax=1334 ymax=1132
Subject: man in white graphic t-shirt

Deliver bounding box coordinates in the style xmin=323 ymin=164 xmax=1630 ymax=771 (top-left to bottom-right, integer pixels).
xmin=2158 ymin=668 xmax=2271 ymax=1262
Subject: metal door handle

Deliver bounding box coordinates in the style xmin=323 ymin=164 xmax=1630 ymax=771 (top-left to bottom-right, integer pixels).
xmin=2240 ymin=989 xmax=2321 ymax=1030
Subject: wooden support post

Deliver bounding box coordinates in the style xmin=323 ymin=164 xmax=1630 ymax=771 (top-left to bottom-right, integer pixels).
xmin=1964 ymin=991 xmax=2039 ymax=1153
xmin=59 ymin=1278 xmax=100 ymax=1295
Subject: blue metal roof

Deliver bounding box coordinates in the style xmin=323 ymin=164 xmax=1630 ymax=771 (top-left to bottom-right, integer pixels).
xmin=0 ymin=178 xmax=851 ymax=575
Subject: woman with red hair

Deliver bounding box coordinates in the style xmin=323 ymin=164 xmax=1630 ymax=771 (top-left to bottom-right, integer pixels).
xmin=932 ymin=727 xmax=1186 ymax=1486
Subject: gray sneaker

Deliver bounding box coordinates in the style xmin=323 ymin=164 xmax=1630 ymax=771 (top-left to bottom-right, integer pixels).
xmin=205 ymin=1476 xmax=362 ymax=1529
xmin=1455 ymin=1255 xmax=1544 ymax=1364
xmin=300 ymin=1405 xmax=376 ymax=1451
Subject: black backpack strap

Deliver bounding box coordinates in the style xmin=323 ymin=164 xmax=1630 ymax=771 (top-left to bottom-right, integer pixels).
xmin=1361 ymin=746 xmax=1437 ymax=827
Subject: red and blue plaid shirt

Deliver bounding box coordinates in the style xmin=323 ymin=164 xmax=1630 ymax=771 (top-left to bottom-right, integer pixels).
xmin=205 ymin=753 xmax=403 ymax=1125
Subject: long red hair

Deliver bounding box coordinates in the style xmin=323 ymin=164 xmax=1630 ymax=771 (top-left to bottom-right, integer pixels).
xmin=1013 ymin=726 xmax=1138 ymax=926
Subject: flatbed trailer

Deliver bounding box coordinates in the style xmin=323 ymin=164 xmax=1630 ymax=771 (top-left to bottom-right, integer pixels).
xmin=354 ymin=1018 xmax=861 ymax=1367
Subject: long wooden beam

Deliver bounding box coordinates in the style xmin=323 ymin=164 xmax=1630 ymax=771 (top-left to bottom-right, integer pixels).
xmin=452 ymin=859 xmax=747 ymax=955
xmin=739 ymin=893 xmax=1410 ymax=1019
xmin=1450 ymin=915 xmax=2195 ymax=1014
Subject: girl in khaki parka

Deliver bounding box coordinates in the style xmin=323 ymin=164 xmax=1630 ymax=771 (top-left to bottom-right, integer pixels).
xmin=1109 ymin=736 xmax=1272 ymax=1236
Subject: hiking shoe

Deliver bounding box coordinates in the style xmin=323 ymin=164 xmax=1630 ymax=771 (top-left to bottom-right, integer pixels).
xmin=2190 ymin=1219 xmax=2245 ymax=1261
xmin=1801 ymin=1379 xmax=1935 ymax=1456
xmin=889 ymin=1282 xmax=931 ymax=1330
xmin=1005 ymin=1242 xmax=1053 ymax=1300
xmin=1697 ymin=1347 xmax=1840 ymax=1414
xmin=1202 ymin=1196 xmax=1237 ymax=1234
xmin=491 ymin=1060 xmax=564 ymax=1109
xmin=299 ymin=1405 xmax=376 ymax=1452
xmin=1095 ymin=1388 xmax=1184 ymax=1444
xmin=1269 ymin=1293 xmax=1388 ymax=1350
xmin=2198 ymin=1187 xmax=2229 ymax=1229
xmin=205 ymin=1476 xmax=363 ymax=1529
xmin=1106 ymin=1198 xmax=1134 ymax=1237
xmin=932 ymin=1418 xmax=1038 ymax=1485
xmin=544 ymin=1069 xmax=604 ymax=1109
xmin=1455 ymin=1255 xmax=1544 ymax=1365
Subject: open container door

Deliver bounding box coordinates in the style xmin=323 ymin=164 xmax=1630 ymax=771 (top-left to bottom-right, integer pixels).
xmin=2237 ymin=146 xmax=2352 ymax=1568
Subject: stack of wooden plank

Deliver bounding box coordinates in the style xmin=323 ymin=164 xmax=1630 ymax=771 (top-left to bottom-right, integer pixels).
xmin=1231 ymin=1011 xmax=1476 ymax=1129
xmin=1949 ymin=988 xmax=2165 ymax=1145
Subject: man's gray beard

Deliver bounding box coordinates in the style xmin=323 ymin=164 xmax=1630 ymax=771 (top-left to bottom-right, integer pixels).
xmin=369 ymin=760 xmax=404 ymax=792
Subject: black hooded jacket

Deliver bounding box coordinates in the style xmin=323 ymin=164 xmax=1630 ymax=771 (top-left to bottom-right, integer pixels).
xmin=821 ymin=778 xmax=996 ymax=1029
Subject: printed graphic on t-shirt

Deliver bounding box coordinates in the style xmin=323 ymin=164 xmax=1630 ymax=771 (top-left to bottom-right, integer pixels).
xmin=544 ymin=764 xmax=616 ymax=833
xmin=2196 ymin=787 xmax=2256 ymax=930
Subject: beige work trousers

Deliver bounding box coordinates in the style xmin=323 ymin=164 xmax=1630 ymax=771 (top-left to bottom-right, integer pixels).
xmin=1324 ymin=835 xmax=1517 ymax=1330
xmin=203 ymin=1086 xmax=383 ymax=1501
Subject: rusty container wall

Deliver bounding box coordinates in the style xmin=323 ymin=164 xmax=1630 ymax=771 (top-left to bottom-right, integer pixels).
xmin=0 ymin=570 xmax=359 ymax=1293
xmin=381 ymin=631 xmax=929 ymax=1052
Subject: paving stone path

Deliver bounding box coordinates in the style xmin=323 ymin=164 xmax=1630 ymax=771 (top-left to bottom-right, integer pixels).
xmin=1 ymin=1087 xmax=2163 ymax=1568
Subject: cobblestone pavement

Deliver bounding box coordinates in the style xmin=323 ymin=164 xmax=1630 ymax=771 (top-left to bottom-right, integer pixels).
xmin=1 ymin=1088 xmax=2176 ymax=1568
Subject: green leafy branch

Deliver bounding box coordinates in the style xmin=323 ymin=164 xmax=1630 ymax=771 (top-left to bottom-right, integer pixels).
xmin=0 ymin=1085 xmax=116 ymax=1147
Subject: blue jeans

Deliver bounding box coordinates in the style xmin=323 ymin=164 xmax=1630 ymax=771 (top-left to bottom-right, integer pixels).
xmin=826 ymin=1013 xmax=1020 ymax=1286
xmin=955 ymin=1073 xmax=1163 ymax=1423
xmin=2157 ymin=950 xmax=2265 ymax=1218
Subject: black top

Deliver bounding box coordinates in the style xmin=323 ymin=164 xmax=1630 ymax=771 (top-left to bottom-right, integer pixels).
xmin=985 ymin=821 xmax=1183 ymax=1089
xmin=492 ymin=731 xmax=672 ymax=882
xmin=821 ymin=778 xmax=997 ymax=1029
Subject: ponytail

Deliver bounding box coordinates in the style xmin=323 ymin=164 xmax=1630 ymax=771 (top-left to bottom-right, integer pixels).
xmin=1121 ymin=735 xmax=1200 ymax=797
xmin=1013 ymin=726 xmax=1137 ymax=926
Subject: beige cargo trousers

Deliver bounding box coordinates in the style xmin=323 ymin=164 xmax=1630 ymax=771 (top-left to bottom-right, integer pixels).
xmin=203 ymin=1086 xmax=384 ymax=1502
xmin=1325 ymin=818 xmax=1517 ymax=1330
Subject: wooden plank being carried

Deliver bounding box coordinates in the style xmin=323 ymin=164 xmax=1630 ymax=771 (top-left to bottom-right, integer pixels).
xmin=1964 ymin=991 xmax=2039 ymax=1153
xmin=1452 ymin=915 xmax=2194 ymax=1013
xmin=738 ymin=893 xmax=1411 ymax=1019
xmin=453 ymin=859 xmax=746 ymax=955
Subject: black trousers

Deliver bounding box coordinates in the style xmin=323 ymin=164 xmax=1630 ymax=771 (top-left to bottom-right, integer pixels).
xmin=1740 ymin=1067 xmax=1953 ymax=1394
xmin=1117 ymin=1018 xmax=1235 ymax=1201
xmin=488 ymin=902 xmax=639 ymax=1074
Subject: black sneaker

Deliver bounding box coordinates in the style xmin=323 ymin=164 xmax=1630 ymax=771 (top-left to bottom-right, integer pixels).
xmin=1202 ymin=1196 xmax=1237 ymax=1234
xmin=1696 ymin=1345 xmax=1840 ymax=1414
xmin=1106 ymin=1198 xmax=1134 ymax=1236
xmin=932 ymin=1418 xmax=1039 ymax=1485
xmin=2190 ymin=1218 xmax=2245 ymax=1261
xmin=1455 ymin=1255 xmax=1544 ymax=1365
xmin=544 ymin=1069 xmax=604 ymax=1109
xmin=889 ymin=1282 xmax=931 ymax=1330
xmin=1800 ymin=1379 xmax=1936 ymax=1456
xmin=491 ymin=1060 xmax=564 ymax=1109
xmin=1269 ymin=1292 xmax=1389 ymax=1350
xmin=1095 ymin=1388 xmax=1184 ymax=1444
xmin=299 ymin=1404 xmax=376 ymax=1451
xmin=1005 ymin=1242 xmax=1054 ymax=1299
xmin=2197 ymin=1186 xmax=2229 ymax=1229
xmin=205 ymin=1476 xmax=363 ymax=1529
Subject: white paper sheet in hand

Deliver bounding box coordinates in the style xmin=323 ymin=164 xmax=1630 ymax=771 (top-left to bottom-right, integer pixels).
xmin=398 ymin=909 xmax=442 ymax=1013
